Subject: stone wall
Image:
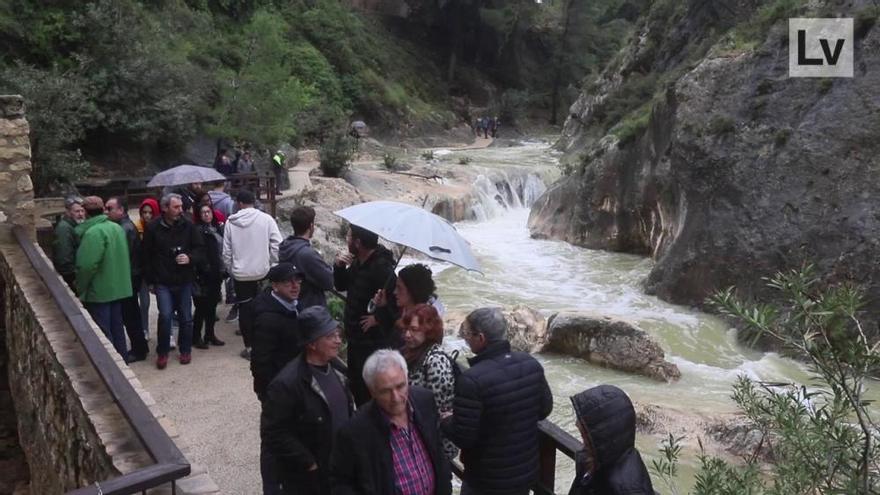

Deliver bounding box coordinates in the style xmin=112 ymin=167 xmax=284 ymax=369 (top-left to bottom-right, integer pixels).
xmin=0 ymin=95 xmax=220 ymax=494
xmin=0 ymin=96 xmax=34 ymax=243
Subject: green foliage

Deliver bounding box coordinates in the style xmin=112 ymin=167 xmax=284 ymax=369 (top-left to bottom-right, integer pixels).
xmin=595 ymin=72 xmax=659 ymax=130
xmin=318 ymin=133 xmax=355 ymax=178
xmin=0 ymin=64 xmax=95 ymax=194
xmin=421 ymin=150 xmax=435 ymax=161
xmin=730 ymin=0 xmax=803 ymax=46
xmin=327 ymin=292 xmax=345 ymax=322
xmin=458 ymin=156 xmax=472 ymax=165
xmin=207 ymin=9 xmax=315 ymax=147
xmin=651 ymin=434 xmax=683 ymax=495
xmin=611 ymin=104 xmax=651 ymax=147
xmin=497 ymin=89 xmax=532 ymax=126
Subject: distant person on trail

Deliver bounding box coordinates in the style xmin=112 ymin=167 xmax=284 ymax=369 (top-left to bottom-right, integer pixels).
xmin=75 ymin=196 xmax=133 ymax=362
xmin=53 ymin=196 xmax=85 ymax=292
xmin=441 ymin=307 xmax=553 ymax=495
xmin=192 ymin=204 xmax=226 ymax=349
xmin=215 ymin=148 xmax=235 ymax=176
xmin=473 ymin=117 xmax=484 ymax=138
xmin=136 ymin=198 xmax=160 ymax=338
xmin=105 ymin=197 xmax=149 ymax=362
xmin=482 ymin=117 xmax=489 ymax=139
xmin=237 ymin=150 xmax=255 ymax=174
xmin=272 ymin=150 xmax=288 ymax=195
xmin=142 ymin=193 xmax=205 ymax=369
xmin=487 ymin=116 xmax=496 ymax=139
xmin=333 ymin=225 xmax=397 ymax=405
xmin=568 ymin=385 xmax=655 ymax=495
xmin=401 ymin=303 xmax=459 ymax=461
xmin=262 ymin=306 xmax=354 ymax=495
xmin=278 ymin=206 xmax=334 ymax=310
xmin=222 ymin=189 xmax=282 ymax=361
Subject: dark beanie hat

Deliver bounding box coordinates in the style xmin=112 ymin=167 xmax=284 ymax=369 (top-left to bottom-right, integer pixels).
xmin=299 ymin=306 xmax=340 ymax=344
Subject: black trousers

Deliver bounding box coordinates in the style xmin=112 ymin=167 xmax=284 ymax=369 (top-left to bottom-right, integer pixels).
xmin=234 ymin=279 xmax=260 ymax=347
xmin=347 ymin=341 xmax=388 ymax=406
xmin=122 ymin=276 xmax=148 ymax=357
xmin=193 ymin=282 xmax=221 ymax=342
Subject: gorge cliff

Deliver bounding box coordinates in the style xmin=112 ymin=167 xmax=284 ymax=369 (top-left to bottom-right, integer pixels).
xmin=529 ymin=0 xmax=880 ymax=314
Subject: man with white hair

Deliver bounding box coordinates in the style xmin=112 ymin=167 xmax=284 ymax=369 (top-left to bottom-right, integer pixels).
xmin=331 ymin=349 xmax=451 ymax=495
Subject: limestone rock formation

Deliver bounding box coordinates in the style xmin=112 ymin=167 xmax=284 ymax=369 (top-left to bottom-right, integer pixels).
xmin=529 ymin=0 xmax=880 ymax=317
xmin=544 ymin=312 xmax=681 ymax=382
xmin=502 ymin=305 xmax=547 ymax=354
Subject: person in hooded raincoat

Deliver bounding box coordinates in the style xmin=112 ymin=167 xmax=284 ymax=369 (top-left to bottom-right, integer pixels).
xmin=569 ymin=385 xmax=655 ymax=495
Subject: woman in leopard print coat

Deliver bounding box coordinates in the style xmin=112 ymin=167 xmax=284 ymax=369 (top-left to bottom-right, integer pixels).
xmin=401 ymin=303 xmax=459 ymax=461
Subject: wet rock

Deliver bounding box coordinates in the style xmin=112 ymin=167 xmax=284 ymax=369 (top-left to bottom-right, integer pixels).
xmin=544 ymin=312 xmax=681 ymax=382
xmin=502 ymin=305 xmax=548 ymax=354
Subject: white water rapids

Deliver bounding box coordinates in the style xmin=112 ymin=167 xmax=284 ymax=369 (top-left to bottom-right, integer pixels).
xmin=404 ymin=141 xmax=824 ymax=492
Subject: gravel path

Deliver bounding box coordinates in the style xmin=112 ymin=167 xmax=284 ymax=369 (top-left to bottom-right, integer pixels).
xmin=129 ymin=303 xmax=261 ymax=494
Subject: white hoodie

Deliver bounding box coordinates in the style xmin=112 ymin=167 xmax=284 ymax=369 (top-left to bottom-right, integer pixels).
xmin=222 ymin=207 xmax=282 ymax=281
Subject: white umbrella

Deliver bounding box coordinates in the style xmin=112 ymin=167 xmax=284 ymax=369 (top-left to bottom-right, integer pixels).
xmin=334 ymin=200 xmax=482 ymax=273
xmin=147 ymin=164 xmax=226 ymax=188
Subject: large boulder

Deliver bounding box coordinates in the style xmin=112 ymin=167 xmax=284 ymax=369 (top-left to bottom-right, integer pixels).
xmin=502 ymin=305 xmax=547 ymax=354
xmin=544 ymin=313 xmax=680 ymax=382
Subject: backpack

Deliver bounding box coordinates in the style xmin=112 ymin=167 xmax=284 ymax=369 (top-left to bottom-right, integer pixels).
xmin=422 ymin=348 xmax=463 ymax=384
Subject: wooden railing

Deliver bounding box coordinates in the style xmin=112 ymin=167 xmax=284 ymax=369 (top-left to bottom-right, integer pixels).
xmin=13 ymin=227 xmax=191 ymax=495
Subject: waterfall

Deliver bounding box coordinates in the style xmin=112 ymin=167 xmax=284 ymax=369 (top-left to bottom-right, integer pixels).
xmin=469 ymin=172 xmax=546 ymax=221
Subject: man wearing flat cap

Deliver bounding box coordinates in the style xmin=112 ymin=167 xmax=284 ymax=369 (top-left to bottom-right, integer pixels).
xmin=261 ymin=306 xmax=355 ymax=495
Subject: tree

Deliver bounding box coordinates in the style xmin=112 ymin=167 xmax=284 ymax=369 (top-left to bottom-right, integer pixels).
xmin=207 ymin=9 xmax=314 ymax=146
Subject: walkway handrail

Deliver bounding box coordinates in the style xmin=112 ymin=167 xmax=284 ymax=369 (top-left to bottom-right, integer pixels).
xmin=13 ymin=227 xmax=191 ymax=495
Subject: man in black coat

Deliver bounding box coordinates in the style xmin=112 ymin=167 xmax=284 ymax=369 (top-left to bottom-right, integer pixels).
xmin=279 ymin=206 xmax=334 ymax=310
xmin=333 ymin=225 xmax=397 ymax=405
xmin=262 ymin=306 xmax=355 ymax=495
xmin=251 ymin=262 xmax=304 ymax=402
xmin=441 ymin=308 xmax=553 ymax=495
xmin=568 ymin=385 xmax=655 ymax=495
xmin=141 ymin=193 xmax=205 ymax=369
xmin=331 ymin=349 xmax=451 ymax=495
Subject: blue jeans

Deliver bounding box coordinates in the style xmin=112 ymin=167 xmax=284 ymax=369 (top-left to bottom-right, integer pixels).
xmin=86 ymin=301 xmax=128 ymax=360
xmin=155 ymin=283 xmax=193 ymax=356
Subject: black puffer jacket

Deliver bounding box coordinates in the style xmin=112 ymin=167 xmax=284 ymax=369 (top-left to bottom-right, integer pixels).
xmin=141 ymin=217 xmax=204 ymax=286
xmin=332 ymin=245 xmax=397 ymax=345
xmin=261 ymin=356 xmax=355 ymax=494
xmin=569 ymin=385 xmax=655 ymax=495
xmin=441 ymin=340 xmax=553 ymax=494
xmin=250 ymin=291 xmax=302 ymax=401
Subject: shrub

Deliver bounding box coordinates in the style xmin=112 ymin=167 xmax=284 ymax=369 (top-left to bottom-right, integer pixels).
xmin=421 ymin=150 xmax=435 ymax=161
xmin=382 ymin=153 xmax=399 ymax=170
xmin=458 ymin=156 xmax=472 ymax=165
xmin=653 ymin=266 xmax=880 ymax=493
xmin=319 ymin=133 xmax=356 ymax=178
xmin=611 ymin=104 xmax=651 ymax=147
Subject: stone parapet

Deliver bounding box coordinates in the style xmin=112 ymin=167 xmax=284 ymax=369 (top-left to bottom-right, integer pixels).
xmin=0 ymin=95 xmax=34 ymax=244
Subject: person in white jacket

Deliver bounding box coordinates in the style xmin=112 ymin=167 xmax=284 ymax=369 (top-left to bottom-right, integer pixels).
xmin=222 ymin=189 xmax=282 ymax=360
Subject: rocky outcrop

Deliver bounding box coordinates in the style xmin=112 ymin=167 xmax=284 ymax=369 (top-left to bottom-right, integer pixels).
xmin=529 ymin=1 xmax=880 ymax=317
xmin=501 ymin=305 xmax=547 ymax=354
xmin=544 ymin=313 xmax=680 ymax=382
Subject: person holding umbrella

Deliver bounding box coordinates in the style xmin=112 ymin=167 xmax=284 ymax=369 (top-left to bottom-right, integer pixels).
xmin=333 ymin=225 xmax=398 ymax=406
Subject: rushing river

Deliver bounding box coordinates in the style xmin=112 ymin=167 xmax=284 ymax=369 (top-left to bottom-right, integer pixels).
xmin=412 ymin=141 xmax=819 ymax=493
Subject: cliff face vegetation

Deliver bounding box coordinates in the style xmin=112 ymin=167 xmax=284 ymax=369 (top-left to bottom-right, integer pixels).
xmin=529 ymin=0 xmax=880 ymax=316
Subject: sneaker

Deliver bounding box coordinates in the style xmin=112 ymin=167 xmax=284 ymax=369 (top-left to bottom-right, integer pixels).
xmin=169 ymin=341 xmax=177 ymax=350
xmin=179 ymin=353 xmax=192 ymax=365
xmin=156 ymin=355 xmax=168 ymax=370
xmin=225 ymin=306 xmax=239 ymax=322
xmin=239 ymin=348 xmax=251 ymax=360
xmin=207 ymin=337 xmax=226 ymax=346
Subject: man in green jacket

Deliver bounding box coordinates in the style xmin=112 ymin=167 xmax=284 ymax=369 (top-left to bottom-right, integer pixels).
xmin=53 ymin=196 xmax=85 ymax=292
xmin=75 ymin=196 xmax=133 ymax=361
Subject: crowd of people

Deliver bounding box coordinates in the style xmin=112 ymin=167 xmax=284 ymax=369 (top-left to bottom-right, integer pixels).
xmin=214 ymin=147 xmax=288 ymax=195
xmin=473 ymin=116 xmax=500 ymax=139
xmin=51 ymin=186 xmax=656 ymax=494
